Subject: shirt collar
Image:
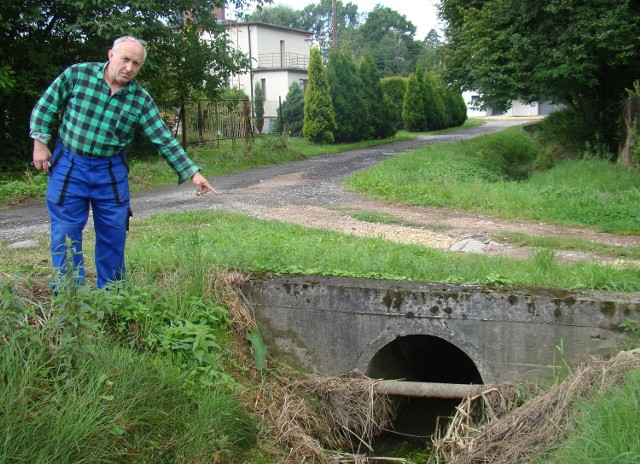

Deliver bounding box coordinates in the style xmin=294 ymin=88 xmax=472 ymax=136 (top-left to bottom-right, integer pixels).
xmin=100 ymin=61 xmax=135 ymax=95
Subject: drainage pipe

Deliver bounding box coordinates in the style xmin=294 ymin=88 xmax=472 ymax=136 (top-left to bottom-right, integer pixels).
xmin=376 ymin=380 xmax=483 ymax=399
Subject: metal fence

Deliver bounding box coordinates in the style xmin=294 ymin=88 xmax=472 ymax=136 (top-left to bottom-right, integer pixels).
xmin=257 ymin=52 xmax=309 ymax=69
xmin=175 ymin=99 xmax=251 ymax=148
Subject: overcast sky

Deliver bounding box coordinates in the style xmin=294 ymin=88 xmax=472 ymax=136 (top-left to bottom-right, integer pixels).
xmin=239 ymin=0 xmax=442 ymax=39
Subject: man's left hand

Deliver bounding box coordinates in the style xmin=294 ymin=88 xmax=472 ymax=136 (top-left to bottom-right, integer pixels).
xmin=191 ymin=172 xmax=217 ymax=196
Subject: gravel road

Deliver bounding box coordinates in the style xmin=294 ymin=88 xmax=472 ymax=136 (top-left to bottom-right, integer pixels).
xmin=0 ymin=119 xmax=529 ymax=241
xmin=5 ymin=118 xmax=638 ymax=266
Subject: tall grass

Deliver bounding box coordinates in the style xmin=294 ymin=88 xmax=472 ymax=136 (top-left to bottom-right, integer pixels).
xmin=346 ymin=127 xmax=640 ymax=234
xmin=0 ymin=339 xmax=256 ymax=463
xmin=127 ymin=210 xmax=640 ymax=291
xmin=0 ymin=269 xmax=257 ymax=463
xmin=542 ymin=370 xmax=640 ymax=464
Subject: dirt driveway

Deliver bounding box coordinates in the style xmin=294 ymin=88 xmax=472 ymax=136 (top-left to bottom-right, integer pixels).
xmin=2 ymin=118 xmax=638 ymax=265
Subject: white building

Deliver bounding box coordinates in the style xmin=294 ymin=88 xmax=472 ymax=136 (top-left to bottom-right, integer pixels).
xmin=225 ymin=21 xmax=312 ymax=132
xmin=463 ymin=91 xmax=563 ymax=118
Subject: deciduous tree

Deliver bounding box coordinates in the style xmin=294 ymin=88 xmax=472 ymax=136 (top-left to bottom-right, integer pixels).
xmin=439 ymin=0 xmax=640 ymax=149
xmin=0 ymin=0 xmax=264 ymax=163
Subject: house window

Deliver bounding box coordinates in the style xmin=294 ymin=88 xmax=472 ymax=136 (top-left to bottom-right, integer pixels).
xmin=299 ymin=79 xmax=308 ymax=92
xmin=261 ymin=79 xmax=266 ymax=99
xmin=280 ymin=40 xmax=285 ymax=67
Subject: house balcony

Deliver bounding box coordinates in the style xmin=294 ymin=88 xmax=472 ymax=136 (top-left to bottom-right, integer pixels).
xmin=256 ymin=52 xmax=309 ymax=70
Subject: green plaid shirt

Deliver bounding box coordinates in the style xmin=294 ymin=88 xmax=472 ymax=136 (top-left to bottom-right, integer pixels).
xmin=30 ymin=62 xmax=200 ymax=184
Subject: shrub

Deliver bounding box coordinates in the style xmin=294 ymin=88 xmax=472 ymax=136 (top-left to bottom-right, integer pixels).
xmin=529 ymin=107 xmax=603 ymax=168
xmin=359 ymin=54 xmax=397 ymax=140
xmin=423 ymin=72 xmax=448 ymax=130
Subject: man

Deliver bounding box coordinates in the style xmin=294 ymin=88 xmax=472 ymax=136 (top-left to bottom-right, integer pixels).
xmin=30 ymin=35 xmax=216 ymax=288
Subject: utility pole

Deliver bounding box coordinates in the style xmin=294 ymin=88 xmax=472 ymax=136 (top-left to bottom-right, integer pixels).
xmin=332 ymin=0 xmax=338 ymax=49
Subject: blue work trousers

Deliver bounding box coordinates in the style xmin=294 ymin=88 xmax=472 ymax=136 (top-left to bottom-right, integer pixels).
xmin=46 ymin=141 xmax=130 ymax=288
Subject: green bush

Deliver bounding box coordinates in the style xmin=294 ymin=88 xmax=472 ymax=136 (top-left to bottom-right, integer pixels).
xmin=359 ymin=54 xmax=397 ymax=140
xmin=253 ymin=82 xmax=265 ymax=134
xmin=529 ymin=108 xmax=603 ymax=168
xmin=423 ymin=72 xmax=448 ymax=131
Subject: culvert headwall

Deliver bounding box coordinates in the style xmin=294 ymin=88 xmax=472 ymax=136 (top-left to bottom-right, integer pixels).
xmin=240 ymin=274 xmax=640 ymax=384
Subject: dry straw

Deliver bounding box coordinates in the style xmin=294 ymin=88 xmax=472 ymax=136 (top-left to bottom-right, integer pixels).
xmin=220 ymin=271 xmax=406 ymax=463
xmin=431 ymin=348 xmax=640 ymax=464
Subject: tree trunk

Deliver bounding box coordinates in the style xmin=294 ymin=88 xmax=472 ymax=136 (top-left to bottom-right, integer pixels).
xmin=619 ymin=96 xmax=640 ymax=169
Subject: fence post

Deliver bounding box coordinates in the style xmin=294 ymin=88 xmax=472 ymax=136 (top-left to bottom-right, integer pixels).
xmin=197 ymin=101 xmax=205 ymax=142
xmin=243 ymin=98 xmax=250 ymax=141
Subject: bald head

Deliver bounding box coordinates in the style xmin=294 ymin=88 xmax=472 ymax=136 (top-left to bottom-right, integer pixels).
xmin=105 ymin=37 xmax=147 ymax=90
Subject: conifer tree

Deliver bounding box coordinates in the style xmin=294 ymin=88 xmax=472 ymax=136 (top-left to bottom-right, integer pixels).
xmin=381 ymin=77 xmax=407 ymax=129
xmin=274 ymin=81 xmax=305 ymax=135
xmin=253 ymin=82 xmax=265 ymax=133
xmin=423 ymin=72 xmax=448 ymax=130
xmin=446 ymin=86 xmax=468 ymax=127
xmin=358 ymin=54 xmax=396 ymax=139
xmin=303 ymin=48 xmax=337 ymax=144
xmin=326 ymin=49 xmax=368 ymax=143
xmin=402 ymin=70 xmax=427 ymax=132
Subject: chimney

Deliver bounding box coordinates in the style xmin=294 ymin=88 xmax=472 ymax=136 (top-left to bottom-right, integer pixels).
xmin=212 ymin=7 xmax=225 ymax=20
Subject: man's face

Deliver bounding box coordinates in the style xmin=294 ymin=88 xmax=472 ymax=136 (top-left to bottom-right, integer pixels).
xmin=107 ymin=40 xmax=145 ymax=86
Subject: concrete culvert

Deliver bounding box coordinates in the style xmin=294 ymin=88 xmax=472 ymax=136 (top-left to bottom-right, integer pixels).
xmin=367 ymin=335 xmax=483 ymax=446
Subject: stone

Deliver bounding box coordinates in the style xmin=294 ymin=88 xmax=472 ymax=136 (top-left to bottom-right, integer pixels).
xmin=450 ymin=238 xmax=487 ymax=253
xmin=6 ymin=239 xmax=40 ymax=250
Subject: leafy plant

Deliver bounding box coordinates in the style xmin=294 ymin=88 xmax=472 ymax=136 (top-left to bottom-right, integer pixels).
xmin=619 ymin=318 xmax=640 ymax=347
xmin=246 ymin=328 xmax=267 ymax=371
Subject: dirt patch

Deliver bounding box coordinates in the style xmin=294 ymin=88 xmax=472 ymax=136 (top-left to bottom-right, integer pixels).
xmin=224 ymin=186 xmax=640 ymax=267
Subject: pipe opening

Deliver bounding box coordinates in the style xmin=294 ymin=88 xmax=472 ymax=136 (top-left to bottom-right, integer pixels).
xmin=367 ymin=335 xmax=483 ymax=450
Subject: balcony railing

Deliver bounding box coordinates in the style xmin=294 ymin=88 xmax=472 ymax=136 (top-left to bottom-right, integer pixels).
xmin=257 ymin=52 xmax=309 ymax=70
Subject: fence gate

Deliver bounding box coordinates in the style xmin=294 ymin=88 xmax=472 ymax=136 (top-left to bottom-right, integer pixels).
xmin=176 ymin=98 xmax=250 ymax=148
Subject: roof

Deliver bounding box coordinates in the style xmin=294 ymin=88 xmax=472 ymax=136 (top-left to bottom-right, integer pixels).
xmin=223 ymin=20 xmax=312 ymax=37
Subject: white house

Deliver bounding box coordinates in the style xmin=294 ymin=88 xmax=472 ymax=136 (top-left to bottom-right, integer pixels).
xmin=463 ymin=91 xmax=563 ymax=118
xmin=224 ymin=20 xmax=312 ymax=132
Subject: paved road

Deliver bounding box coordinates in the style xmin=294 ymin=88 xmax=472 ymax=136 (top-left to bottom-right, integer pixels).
xmin=0 ymin=119 xmax=533 ymax=241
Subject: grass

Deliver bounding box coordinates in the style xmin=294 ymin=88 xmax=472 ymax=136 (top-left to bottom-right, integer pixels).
xmin=0 ymin=326 xmax=256 ymax=463
xmin=119 ymin=210 xmax=640 ymax=292
xmin=0 ymin=260 xmax=260 ymax=463
xmin=541 ymin=370 xmax=640 ymax=464
xmin=346 ymin=126 xmax=640 ymax=234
